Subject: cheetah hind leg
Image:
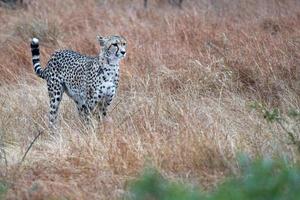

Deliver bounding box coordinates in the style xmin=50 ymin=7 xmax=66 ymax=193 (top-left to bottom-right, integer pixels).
xmin=47 ymin=82 xmax=64 ymax=133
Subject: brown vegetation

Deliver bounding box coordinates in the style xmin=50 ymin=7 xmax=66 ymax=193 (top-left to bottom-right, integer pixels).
xmin=0 ymin=0 xmax=299 ymax=199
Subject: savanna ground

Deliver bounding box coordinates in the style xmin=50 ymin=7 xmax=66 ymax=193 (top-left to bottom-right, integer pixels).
xmin=0 ymin=0 xmax=299 ymax=199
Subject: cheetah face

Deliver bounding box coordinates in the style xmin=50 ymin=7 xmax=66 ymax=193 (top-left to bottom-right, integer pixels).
xmin=97 ymin=35 xmax=127 ymax=62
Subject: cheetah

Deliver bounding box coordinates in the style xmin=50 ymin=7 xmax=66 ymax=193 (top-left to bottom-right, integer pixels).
xmin=30 ymin=35 xmax=127 ymax=129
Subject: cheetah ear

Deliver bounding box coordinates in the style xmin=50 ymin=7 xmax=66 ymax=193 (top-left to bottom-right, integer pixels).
xmin=97 ymin=35 xmax=106 ymax=46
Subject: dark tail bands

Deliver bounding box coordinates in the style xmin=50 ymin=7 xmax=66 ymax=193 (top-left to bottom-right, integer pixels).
xmin=31 ymin=38 xmax=44 ymax=79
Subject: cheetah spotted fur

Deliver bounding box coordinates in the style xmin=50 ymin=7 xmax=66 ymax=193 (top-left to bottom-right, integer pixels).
xmin=30 ymin=35 xmax=127 ymax=129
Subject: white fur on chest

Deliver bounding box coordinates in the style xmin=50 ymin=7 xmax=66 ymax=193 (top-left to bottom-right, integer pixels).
xmin=99 ymin=81 xmax=116 ymax=98
xmin=96 ymin=64 xmax=119 ymax=99
xmin=101 ymin=64 xmax=119 ymax=83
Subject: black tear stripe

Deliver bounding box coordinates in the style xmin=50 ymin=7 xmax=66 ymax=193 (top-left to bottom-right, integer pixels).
xmin=108 ymin=44 xmax=119 ymax=56
xmin=116 ymin=45 xmax=119 ymax=55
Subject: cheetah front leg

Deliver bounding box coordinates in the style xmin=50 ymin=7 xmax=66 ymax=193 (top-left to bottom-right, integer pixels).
xmin=76 ymin=104 xmax=92 ymax=125
xmin=94 ymin=84 xmax=116 ymax=124
xmin=94 ymin=91 xmax=114 ymax=120
xmin=95 ymin=99 xmax=109 ymax=121
xmin=95 ymin=99 xmax=114 ymax=130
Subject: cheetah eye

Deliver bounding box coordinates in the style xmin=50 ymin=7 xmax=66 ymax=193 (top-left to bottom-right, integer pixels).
xmin=112 ymin=43 xmax=118 ymax=47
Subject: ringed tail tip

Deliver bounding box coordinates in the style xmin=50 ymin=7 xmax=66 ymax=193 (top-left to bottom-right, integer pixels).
xmin=32 ymin=38 xmax=39 ymax=45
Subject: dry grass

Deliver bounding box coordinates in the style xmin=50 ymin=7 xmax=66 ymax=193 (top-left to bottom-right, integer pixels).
xmin=0 ymin=0 xmax=300 ymax=199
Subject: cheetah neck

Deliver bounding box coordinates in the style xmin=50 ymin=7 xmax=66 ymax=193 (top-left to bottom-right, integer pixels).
xmin=99 ymin=52 xmax=121 ymax=66
xmin=97 ymin=53 xmax=120 ymax=79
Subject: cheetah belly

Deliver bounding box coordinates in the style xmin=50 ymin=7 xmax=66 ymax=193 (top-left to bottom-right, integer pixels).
xmin=64 ymin=82 xmax=87 ymax=106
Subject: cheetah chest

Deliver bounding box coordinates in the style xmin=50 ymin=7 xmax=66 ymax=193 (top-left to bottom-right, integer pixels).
xmin=96 ymin=82 xmax=116 ymax=100
xmin=92 ymin=66 xmax=119 ymax=102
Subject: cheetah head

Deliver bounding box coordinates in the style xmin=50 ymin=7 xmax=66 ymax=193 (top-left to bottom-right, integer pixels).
xmin=97 ymin=35 xmax=127 ymax=63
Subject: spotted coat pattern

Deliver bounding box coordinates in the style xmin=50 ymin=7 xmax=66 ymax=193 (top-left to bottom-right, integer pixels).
xmin=30 ymin=35 xmax=127 ymax=128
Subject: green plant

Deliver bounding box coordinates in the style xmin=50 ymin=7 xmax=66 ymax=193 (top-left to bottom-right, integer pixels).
xmin=127 ymin=158 xmax=300 ymax=200
xmin=0 ymin=0 xmax=24 ymax=8
xmin=250 ymin=102 xmax=300 ymax=152
xmin=209 ymin=157 xmax=300 ymax=200
xmin=128 ymin=167 xmax=202 ymax=200
xmin=0 ymin=181 xmax=7 ymax=200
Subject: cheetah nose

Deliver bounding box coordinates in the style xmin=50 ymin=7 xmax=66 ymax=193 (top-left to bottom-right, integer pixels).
xmin=121 ymin=51 xmax=126 ymax=55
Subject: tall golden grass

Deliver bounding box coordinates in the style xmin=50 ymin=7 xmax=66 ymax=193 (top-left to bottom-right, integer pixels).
xmin=0 ymin=0 xmax=299 ymax=199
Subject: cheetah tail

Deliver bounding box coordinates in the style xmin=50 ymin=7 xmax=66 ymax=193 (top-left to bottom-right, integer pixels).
xmin=30 ymin=38 xmax=44 ymax=79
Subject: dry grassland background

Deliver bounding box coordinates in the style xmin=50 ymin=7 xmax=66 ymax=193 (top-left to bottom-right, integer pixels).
xmin=0 ymin=0 xmax=299 ymax=199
